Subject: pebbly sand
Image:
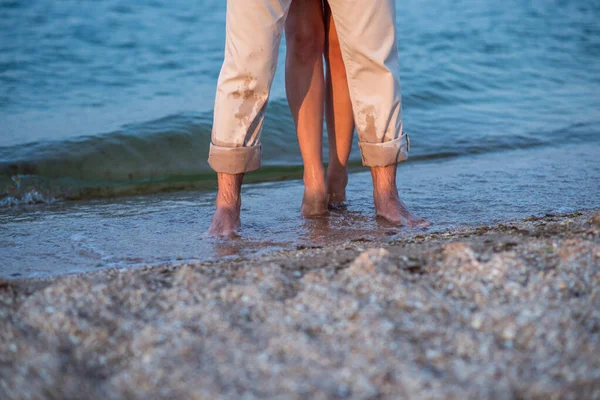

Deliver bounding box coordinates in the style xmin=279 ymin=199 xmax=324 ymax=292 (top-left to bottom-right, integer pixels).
xmin=1 ymin=210 xmax=600 ymax=399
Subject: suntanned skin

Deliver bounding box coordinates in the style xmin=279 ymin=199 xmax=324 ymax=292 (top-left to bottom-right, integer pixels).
xmin=285 ymin=0 xmax=328 ymax=216
xmin=323 ymin=3 xmax=354 ymax=207
xmin=285 ymin=1 xmax=355 ymax=215
xmin=208 ymin=172 xmax=243 ymax=237
xmin=207 ymin=165 xmax=428 ymax=236
xmin=208 ymin=0 xmax=429 ymax=236
xmin=371 ymin=165 xmax=429 ymax=226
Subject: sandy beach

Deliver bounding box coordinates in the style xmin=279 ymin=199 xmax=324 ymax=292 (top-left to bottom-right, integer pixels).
xmin=1 ymin=210 xmax=599 ymax=399
xmin=2 ymin=0 xmax=599 ymax=398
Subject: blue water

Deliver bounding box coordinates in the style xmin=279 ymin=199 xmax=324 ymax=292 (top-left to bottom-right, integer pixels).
xmin=1 ymin=0 xmax=599 ymax=201
xmin=0 ymin=0 xmax=599 ymax=277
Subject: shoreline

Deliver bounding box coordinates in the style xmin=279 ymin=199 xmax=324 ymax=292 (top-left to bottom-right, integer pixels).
xmin=2 ymin=210 xmax=599 ymax=398
xmin=3 ymin=141 xmax=599 ymax=280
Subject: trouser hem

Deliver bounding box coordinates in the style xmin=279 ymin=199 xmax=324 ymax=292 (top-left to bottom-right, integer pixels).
xmin=358 ymin=133 xmax=409 ymax=167
xmin=208 ymin=143 xmax=262 ymax=174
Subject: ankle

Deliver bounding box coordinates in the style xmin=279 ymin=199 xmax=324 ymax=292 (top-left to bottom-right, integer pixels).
xmin=370 ymin=165 xmax=398 ymax=197
xmin=303 ymin=188 xmax=327 ymax=201
xmin=215 ymin=194 xmax=241 ymax=210
xmin=303 ymin=174 xmax=326 ymax=195
xmin=327 ymin=163 xmax=347 ymax=179
xmin=373 ymin=184 xmax=400 ymax=203
xmin=374 ymin=187 xmax=399 ymax=200
xmin=214 ymin=172 xmax=243 ymax=210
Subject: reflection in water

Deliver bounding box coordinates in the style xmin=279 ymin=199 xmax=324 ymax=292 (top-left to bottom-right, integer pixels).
xmin=298 ymin=209 xmax=403 ymax=245
xmin=209 ymin=208 xmax=397 ymax=260
xmin=209 ymin=237 xmax=245 ymax=260
xmin=299 ymin=216 xmax=332 ymax=245
xmin=209 ymin=236 xmax=289 ymax=260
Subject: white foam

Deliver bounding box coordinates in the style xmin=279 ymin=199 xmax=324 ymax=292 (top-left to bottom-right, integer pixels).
xmin=0 ymin=190 xmax=55 ymax=207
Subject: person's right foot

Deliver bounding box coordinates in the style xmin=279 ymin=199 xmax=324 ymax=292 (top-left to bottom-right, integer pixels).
xmin=373 ymin=191 xmax=430 ymax=227
xmin=370 ymin=165 xmax=429 ymax=227
xmin=208 ymin=206 xmax=241 ymax=237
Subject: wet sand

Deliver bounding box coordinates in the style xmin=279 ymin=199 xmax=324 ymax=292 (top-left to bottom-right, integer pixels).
xmin=1 ymin=210 xmax=600 ymax=399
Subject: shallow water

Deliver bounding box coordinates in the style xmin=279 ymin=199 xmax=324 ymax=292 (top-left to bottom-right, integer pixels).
xmin=1 ymin=142 xmax=598 ymax=278
xmin=1 ymin=0 xmax=599 ymax=277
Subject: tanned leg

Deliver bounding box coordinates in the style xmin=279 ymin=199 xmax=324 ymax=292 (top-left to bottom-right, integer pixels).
xmin=371 ymin=165 xmax=430 ymax=227
xmin=208 ymin=172 xmax=244 ymax=236
xmin=324 ymin=3 xmax=354 ymax=207
xmin=285 ymin=0 xmax=327 ymax=216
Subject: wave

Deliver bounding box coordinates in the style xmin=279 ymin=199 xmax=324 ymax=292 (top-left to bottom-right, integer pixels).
xmin=1 ymin=99 xmax=599 ymax=206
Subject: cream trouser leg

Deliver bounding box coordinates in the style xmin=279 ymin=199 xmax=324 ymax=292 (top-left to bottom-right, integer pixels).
xmin=208 ymin=0 xmax=409 ymax=174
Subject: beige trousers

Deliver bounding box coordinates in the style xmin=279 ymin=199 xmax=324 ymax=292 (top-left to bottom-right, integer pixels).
xmin=208 ymin=0 xmax=409 ymax=174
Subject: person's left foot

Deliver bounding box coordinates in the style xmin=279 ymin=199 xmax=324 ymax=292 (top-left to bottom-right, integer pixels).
xmin=301 ymin=189 xmax=328 ymax=217
xmin=373 ymin=191 xmax=430 ymax=227
xmin=326 ymin=167 xmax=348 ymax=208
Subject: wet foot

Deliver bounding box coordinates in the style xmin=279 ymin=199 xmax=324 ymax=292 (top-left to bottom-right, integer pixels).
xmin=373 ymin=191 xmax=430 ymax=227
xmin=327 ymin=167 xmax=348 ymax=209
xmin=301 ymin=189 xmax=328 ymax=217
xmin=208 ymin=206 xmax=241 ymax=237
xmin=208 ymin=172 xmax=244 ymax=237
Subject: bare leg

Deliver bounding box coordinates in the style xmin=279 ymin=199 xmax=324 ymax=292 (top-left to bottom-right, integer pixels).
xmin=324 ymin=4 xmax=354 ymax=207
xmin=371 ymin=165 xmax=430 ymax=227
xmin=208 ymin=0 xmax=293 ymax=236
xmin=285 ymin=0 xmax=327 ymax=216
xmin=208 ymin=173 xmax=244 ymax=237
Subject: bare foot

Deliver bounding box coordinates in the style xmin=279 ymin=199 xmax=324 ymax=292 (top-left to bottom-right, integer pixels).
xmin=208 ymin=206 xmax=241 ymax=237
xmin=301 ymin=189 xmax=328 ymax=217
xmin=373 ymin=191 xmax=430 ymax=227
xmin=370 ymin=165 xmax=429 ymax=227
xmin=326 ymin=167 xmax=348 ymax=208
xmin=207 ymin=172 xmax=244 ymax=237
xmin=301 ymin=167 xmax=328 ymax=217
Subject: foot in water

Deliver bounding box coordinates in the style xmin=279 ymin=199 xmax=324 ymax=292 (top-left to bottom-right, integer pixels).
xmin=208 ymin=173 xmax=243 ymax=237
xmin=208 ymin=206 xmax=241 ymax=237
xmin=326 ymin=167 xmax=349 ymax=209
xmin=301 ymin=189 xmax=328 ymax=217
xmin=371 ymin=165 xmax=430 ymax=227
xmin=373 ymin=191 xmax=430 ymax=227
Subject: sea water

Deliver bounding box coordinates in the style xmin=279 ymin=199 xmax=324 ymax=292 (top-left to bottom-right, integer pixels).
xmin=1 ymin=0 xmax=599 ymax=277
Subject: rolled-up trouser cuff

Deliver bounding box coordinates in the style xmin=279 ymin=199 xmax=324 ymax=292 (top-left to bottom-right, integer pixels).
xmin=358 ymin=133 xmax=410 ymax=167
xmin=208 ymin=143 xmax=262 ymax=174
